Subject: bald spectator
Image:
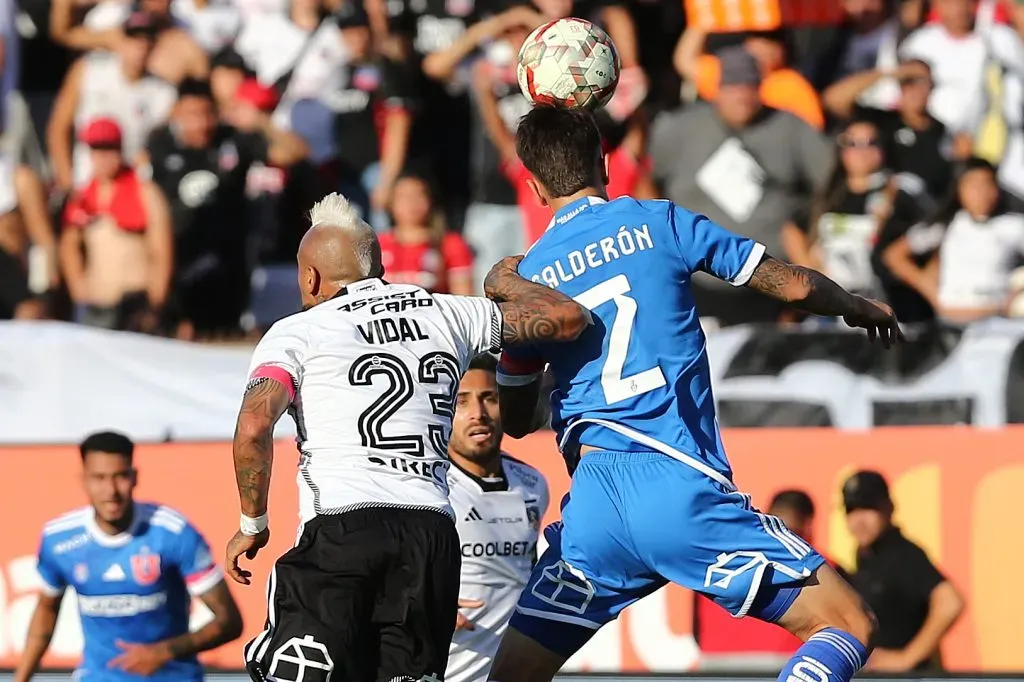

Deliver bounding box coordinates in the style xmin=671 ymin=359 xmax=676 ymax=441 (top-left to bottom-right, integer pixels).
xmin=651 ymin=46 xmax=832 ymax=326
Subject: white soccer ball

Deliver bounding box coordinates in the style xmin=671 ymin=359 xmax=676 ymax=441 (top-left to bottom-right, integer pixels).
xmin=516 ymin=17 xmax=620 ymax=110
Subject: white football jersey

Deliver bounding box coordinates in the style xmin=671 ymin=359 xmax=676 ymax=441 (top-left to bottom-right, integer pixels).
xmin=245 ymin=279 xmax=502 ymax=525
xmin=446 ymin=455 xmax=549 ymax=682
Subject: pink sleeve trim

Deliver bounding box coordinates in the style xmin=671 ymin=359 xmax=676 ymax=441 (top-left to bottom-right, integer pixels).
xmin=250 ymin=363 xmax=296 ymax=403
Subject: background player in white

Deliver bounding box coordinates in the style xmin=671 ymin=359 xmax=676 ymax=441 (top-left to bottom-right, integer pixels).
xmin=446 ymin=354 xmax=550 ymax=682
xmin=223 ymin=193 xmax=587 ymax=682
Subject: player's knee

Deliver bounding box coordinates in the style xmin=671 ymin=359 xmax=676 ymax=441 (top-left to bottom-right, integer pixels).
xmin=487 ymin=627 xmax=564 ymax=682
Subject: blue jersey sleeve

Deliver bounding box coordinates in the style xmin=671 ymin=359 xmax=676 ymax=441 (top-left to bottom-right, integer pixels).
xmin=36 ymin=537 xmax=66 ymax=596
xmin=170 ymin=519 xmax=223 ymax=597
xmin=670 ymin=204 xmax=766 ymax=286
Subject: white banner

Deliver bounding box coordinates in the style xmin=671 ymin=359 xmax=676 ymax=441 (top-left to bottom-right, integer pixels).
xmin=3 ymin=318 xmax=1024 ymax=444
xmin=0 ymin=322 xmax=296 ymax=444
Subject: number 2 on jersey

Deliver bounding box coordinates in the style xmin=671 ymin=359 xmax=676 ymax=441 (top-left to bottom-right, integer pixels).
xmin=574 ymin=274 xmax=666 ymax=404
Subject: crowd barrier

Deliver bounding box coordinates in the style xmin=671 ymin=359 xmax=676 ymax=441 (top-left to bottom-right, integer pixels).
xmin=1 ymin=428 xmax=1021 ymax=673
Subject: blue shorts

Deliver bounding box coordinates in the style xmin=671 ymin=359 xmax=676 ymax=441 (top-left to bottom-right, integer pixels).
xmin=511 ymin=452 xmax=825 ymax=656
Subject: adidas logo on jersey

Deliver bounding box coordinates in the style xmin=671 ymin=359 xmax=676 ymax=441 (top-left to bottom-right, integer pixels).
xmin=102 ymin=563 xmax=127 ymax=581
xmin=464 ymin=507 xmax=483 ymax=522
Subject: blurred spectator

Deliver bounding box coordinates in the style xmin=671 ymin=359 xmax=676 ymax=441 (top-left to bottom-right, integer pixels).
xmin=674 ymin=27 xmax=825 ymax=130
xmin=0 ymin=0 xmax=19 ymax=117
xmin=0 ymin=156 xmax=57 ymax=320
xmin=824 ymin=59 xmax=959 ymax=206
xmin=209 ymin=47 xmax=253 ymax=113
xmin=145 ymin=78 xmax=306 ymax=339
xmin=782 ymin=118 xmax=915 ymax=300
xmin=843 ymin=470 xmax=964 ymax=672
xmin=60 ymin=118 xmax=173 ymax=332
xmin=171 ymin=0 xmax=243 ymax=55
xmin=47 ymin=11 xmax=176 ymax=192
xmin=694 ymin=489 xmax=818 ymax=669
xmin=880 ymin=157 xmax=1024 ymax=324
xmin=424 ymin=4 xmax=542 ymax=290
xmin=318 ymin=0 xmax=415 ymax=231
xmin=51 ymin=0 xmax=209 ymax=84
xmin=235 ymin=0 xmax=347 ymax=123
xmin=808 ymin=0 xmax=917 ymax=97
xmin=899 ymin=0 xmax=1024 ymax=205
xmin=378 ymin=174 xmax=473 ymax=294
xmin=651 ymin=46 xmax=832 ymax=325
xmin=16 ymin=0 xmax=73 ymax=154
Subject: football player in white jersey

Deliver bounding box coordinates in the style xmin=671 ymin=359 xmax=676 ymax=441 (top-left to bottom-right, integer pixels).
xmin=223 ymin=193 xmax=588 ymax=682
xmin=446 ymin=354 xmax=549 ymax=682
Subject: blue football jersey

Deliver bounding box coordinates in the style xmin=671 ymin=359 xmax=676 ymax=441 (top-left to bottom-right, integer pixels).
xmin=501 ymin=196 xmax=764 ymax=481
xmin=36 ymin=502 xmax=223 ymax=680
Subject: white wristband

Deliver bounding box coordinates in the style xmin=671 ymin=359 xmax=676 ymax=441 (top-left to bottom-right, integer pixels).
xmin=240 ymin=513 xmax=268 ymax=536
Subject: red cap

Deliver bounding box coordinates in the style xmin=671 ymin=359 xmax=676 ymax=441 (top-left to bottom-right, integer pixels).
xmin=79 ymin=117 xmax=123 ymax=149
xmin=235 ymin=78 xmax=280 ymax=112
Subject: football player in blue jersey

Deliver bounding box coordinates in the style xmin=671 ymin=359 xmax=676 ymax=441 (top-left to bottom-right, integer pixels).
xmin=482 ymin=106 xmax=903 ymax=682
xmin=15 ymin=431 xmax=243 ymax=681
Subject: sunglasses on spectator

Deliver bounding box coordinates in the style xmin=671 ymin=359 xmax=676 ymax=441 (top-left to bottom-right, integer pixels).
xmin=839 ymin=137 xmax=881 ymax=149
xmin=898 ymin=76 xmax=930 ymax=87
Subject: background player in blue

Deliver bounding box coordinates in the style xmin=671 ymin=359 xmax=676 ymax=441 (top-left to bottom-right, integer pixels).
xmin=15 ymin=431 xmax=243 ymax=681
xmin=482 ymin=107 xmax=903 ymax=682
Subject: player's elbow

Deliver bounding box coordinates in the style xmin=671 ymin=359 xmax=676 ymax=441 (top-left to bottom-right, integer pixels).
xmin=220 ymin=608 xmax=244 ymax=643
xmin=556 ymin=302 xmax=591 ymax=342
xmin=233 ymin=412 xmax=274 ymax=446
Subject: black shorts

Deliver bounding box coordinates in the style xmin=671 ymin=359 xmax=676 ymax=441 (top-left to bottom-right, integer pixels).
xmin=244 ymin=507 xmax=461 ymax=682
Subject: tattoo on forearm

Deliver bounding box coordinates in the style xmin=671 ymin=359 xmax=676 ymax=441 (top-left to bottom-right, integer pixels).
xmin=747 ymin=257 xmax=860 ymax=318
xmin=486 ymin=261 xmax=587 ymax=345
xmin=233 ymin=379 xmax=290 ymax=516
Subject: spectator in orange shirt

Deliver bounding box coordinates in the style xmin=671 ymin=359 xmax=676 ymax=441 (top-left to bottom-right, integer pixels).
xmin=378 ymin=175 xmax=474 ymax=295
xmin=674 ymin=27 xmax=825 ymax=130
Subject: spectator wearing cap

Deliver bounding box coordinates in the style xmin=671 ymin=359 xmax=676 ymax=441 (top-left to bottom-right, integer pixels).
xmin=144 ymin=78 xmax=306 ymax=339
xmin=60 ymin=117 xmax=173 ymax=332
xmin=674 ymin=26 xmax=824 ymax=130
xmin=843 ymin=470 xmax=964 ymax=673
xmin=651 ymin=46 xmax=832 ymax=326
xmin=47 ymin=11 xmax=176 ymax=193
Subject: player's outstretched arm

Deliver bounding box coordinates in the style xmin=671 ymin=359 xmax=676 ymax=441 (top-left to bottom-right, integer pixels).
xmin=484 ymin=256 xmax=591 ymax=346
xmin=12 ymin=592 xmax=63 ymax=682
xmin=233 ymin=378 xmax=290 ymax=520
xmin=746 ymin=255 xmax=905 ymax=347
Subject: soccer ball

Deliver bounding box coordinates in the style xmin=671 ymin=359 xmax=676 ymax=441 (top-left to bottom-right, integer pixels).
xmin=516 ymin=17 xmax=620 ymax=110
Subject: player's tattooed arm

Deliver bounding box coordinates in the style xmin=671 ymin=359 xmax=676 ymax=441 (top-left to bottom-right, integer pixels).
xmin=746 ymin=254 xmax=905 ymax=347
xmin=158 ymin=582 xmax=243 ymax=660
xmin=485 ymin=255 xmax=591 ymax=346
xmin=232 ymin=376 xmax=291 ymax=517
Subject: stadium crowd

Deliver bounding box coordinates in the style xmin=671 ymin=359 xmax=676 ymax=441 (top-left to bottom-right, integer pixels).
xmin=1 ymin=0 xmax=1024 ymax=338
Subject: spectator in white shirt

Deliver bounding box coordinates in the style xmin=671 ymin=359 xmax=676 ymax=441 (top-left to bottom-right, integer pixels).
xmin=881 ymin=157 xmax=1024 ymax=323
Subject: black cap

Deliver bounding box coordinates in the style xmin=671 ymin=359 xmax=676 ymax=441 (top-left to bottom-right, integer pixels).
xmin=842 ymin=470 xmax=892 ymax=512
xmin=211 ymin=47 xmax=251 ymax=75
xmin=335 ymin=1 xmax=369 ymax=29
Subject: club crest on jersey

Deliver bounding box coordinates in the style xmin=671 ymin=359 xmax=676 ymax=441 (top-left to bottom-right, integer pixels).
xmin=74 ymin=562 xmax=89 ymax=583
xmin=526 ymin=505 xmax=541 ymax=530
xmin=131 ymin=550 xmax=161 ymax=585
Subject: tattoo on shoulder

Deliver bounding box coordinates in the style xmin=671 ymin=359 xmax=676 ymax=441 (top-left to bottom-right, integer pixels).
xmin=240 ymin=377 xmax=291 ymax=418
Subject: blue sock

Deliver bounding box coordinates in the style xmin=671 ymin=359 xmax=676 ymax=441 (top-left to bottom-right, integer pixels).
xmin=776 ymin=628 xmax=868 ymax=682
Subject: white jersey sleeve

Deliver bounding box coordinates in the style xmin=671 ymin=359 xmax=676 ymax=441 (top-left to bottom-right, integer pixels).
xmin=245 ymin=316 xmax=307 ymax=400
xmin=433 ymin=294 xmax=503 ymax=360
